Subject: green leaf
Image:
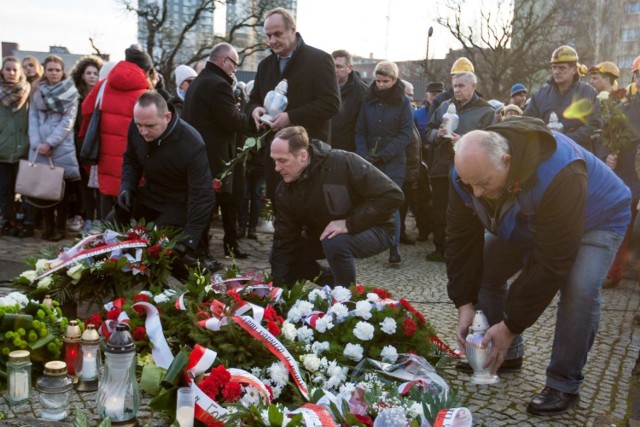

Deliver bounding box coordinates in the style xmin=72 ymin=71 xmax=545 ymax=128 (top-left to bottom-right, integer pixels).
xmin=97 ymin=418 xmax=112 ymax=427
xmin=268 ymin=404 xmax=284 ymax=425
xmin=0 ymin=313 xmax=33 ymax=331
xmin=150 ymin=386 xmax=178 ymax=413
xmin=28 ymin=333 xmax=54 ymax=351
xmin=161 ymin=350 xmax=188 ymax=390
xmin=73 ymin=410 xmax=90 ymax=427
xmin=140 ymin=364 xmax=167 ymax=396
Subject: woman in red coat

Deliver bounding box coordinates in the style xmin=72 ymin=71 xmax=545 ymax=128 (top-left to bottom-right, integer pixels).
xmin=79 ymin=45 xmax=153 ymax=218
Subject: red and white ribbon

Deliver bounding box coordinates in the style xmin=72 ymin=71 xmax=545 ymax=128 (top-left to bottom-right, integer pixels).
xmin=290 ymin=403 xmax=337 ymax=427
xmin=186 ymin=344 xmax=218 ymax=378
xmin=433 ymin=407 xmax=472 ymax=427
xmin=132 ymin=301 xmax=174 ymax=369
xmin=228 ymin=368 xmax=271 ymax=403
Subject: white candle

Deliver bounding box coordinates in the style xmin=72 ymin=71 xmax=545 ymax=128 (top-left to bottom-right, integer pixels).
xmin=175 ymin=406 xmax=195 ymax=427
xmin=81 ymin=352 xmax=97 ymax=380
xmin=11 ymin=371 xmax=29 ymax=401
xmin=105 ymin=395 xmax=125 ymax=419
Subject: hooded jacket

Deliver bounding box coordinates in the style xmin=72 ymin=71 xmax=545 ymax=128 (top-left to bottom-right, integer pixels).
xmin=446 ymin=117 xmax=630 ymax=334
xmin=272 ymin=139 xmax=404 ymax=268
xmin=331 ymin=70 xmax=368 ymax=152
xmin=80 ymin=61 xmax=150 ymax=196
xmin=121 ymin=105 xmax=214 ymax=249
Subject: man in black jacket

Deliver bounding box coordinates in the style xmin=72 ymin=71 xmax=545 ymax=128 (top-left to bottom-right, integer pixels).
xmin=247 ymin=7 xmax=340 ymax=201
xmin=115 ymin=91 xmax=218 ymax=271
xmin=330 ymin=49 xmax=368 ymax=152
xmin=270 ymin=126 xmax=404 ymax=287
xmin=183 ymin=43 xmax=253 ymax=259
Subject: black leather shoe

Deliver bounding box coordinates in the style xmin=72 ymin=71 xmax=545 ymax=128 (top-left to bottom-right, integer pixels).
xmin=247 ymin=228 xmax=257 ymax=239
xmin=456 ymin=356 xmax=522 ymax=374
xmin=388 ymin=246 xmax=401 ymax=264
xmin=224 ymin=245 xmax=249 ymax=259
xmin=426 ymin=250 xmax=446 ymax=262
xmin=236 ymin=226 xmax=246 ymax=238
xmin=527 ymin=386 xmax=580 ymax=416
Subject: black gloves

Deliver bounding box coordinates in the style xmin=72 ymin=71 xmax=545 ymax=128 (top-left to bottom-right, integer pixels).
xmin=117 ymin=190 xmax=133 ymax=212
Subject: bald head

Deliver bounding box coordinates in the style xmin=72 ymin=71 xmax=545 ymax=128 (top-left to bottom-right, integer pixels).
xmin=454 ymin=130 xmax=511 ymax=199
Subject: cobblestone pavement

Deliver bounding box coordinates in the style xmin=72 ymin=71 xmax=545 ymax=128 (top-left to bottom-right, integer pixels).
xmin=1 ymin=219 xmax=639 ymax=426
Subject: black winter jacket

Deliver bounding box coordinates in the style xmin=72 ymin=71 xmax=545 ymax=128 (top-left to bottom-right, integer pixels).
xmin=331 ymin=71 xmax=368 ymax=152
xmin=122 ymin=108 xmax=215 ymax=248
xmin=272 ymin=140 xmax=404 ymax=267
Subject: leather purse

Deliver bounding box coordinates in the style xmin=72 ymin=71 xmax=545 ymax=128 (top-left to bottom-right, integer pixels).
xmin=15 ymin=154 xmax=65 ymax=203
xmin=80 ymin=80 xmax=107 ymax=165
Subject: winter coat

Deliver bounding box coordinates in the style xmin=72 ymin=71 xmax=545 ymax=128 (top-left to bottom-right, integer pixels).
xmin=247 ymin=34 xmax=340 ymax=143
xmin=355 ymin=80 xmax=414 ymax=185
xmin=331 ymin=71 xmax=368 ymax=152
xmin=80 ymin=61 xmax=150 ymax=196
xmin=272 ymin=139 xmax=404 ymax=268
xmin=446 ymin=117 xmax=630 ymax=334
xmin=0 ymin=101 xmax=29 ymax=164
xmin=28 ymin=86 xmax=80 ymax=181
xmin=405 ymin=124 xmax=421 ymax=184
xmin=525 ymin=77 xmax=601 ymax=152
xmin=182 ymin=61 xmax=251 ymax=183
xmin=121 ymin=105 xmax=215 ymax=249
xmin=426 ymin=95 xmax=495 ymax=178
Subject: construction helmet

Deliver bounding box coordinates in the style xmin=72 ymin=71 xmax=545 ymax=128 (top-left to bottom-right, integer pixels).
xmin=451 ymin=57 xmax=474 ymax=74
xmin=550 ymin=45 xmax=579 ymax=64
xmin=589 ymin=61 xmax=620 ymax=78
xmin=632 ymin=55 xmax=640 ymax=73
xmin=577 ymin=63 xmax=588 ymax=77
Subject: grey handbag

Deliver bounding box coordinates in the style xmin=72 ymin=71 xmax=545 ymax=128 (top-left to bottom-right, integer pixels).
xmin=15 ymin=153 xmax=65 ymax=204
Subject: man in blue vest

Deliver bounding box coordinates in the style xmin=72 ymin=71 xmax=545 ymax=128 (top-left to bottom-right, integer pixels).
xmin=447 ymin=117 xmax=630 ymax=416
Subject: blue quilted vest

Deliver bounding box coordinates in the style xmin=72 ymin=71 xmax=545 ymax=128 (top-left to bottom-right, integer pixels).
xmin=451 ymin=132 xmax=630 ymax=245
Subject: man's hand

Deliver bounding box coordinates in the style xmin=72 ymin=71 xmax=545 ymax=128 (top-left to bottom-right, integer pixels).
xmin=251 ymin=107 xmax=267 ymax=129
xmin=37 ymin=143 xmax=52 ymax=156
xmin=367 ymin=155 xmax=383 ymax=165
xmin=456 ymin=303 xmax=475 ymax=354
xmin=320 ymin=219 xmax=348 ymax=240
xmin=117 ymin=190 xmax=132 ymax=212
xmin=481 ymin=321 xmax=516 ymax=374
xmin=606 ymin=153 xmax=618 ymax=169
xmin=269 ymin=112 xmax=291 ymax=131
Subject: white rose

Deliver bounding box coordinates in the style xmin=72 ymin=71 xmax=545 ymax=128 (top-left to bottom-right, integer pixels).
xmin=37 ymin=276 xmax=53 ymax=290
xmin=19 ymin=270 xmax=37 ymax=284
xmin=67 ymin=263 xmax=85 ymax=283
xmin=35 ymin=259 xmax=50 ymax=273
xmin=281 ymin=321 xmax=297 ymax=341
xmin=302 ymin=354 xmax=321 ymax=372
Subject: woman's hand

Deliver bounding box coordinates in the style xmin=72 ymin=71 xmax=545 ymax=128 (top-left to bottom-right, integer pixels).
xmin=37 ymin=143 xmax=52 ymax=157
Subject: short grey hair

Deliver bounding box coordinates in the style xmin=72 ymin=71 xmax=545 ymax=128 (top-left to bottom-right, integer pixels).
xmin=452 ymin=71 xmax=477 ymax=85
xmin=454 ymin=131 xmax=510 ymax=170
xmin=209 ymin=43 xmax=234 ymax=61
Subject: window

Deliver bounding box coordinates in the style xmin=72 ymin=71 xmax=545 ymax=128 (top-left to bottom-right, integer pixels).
xmin=626 ymin=2 xmax=640 ymax=13
xmin=622 ymin=28 xmax=640 ymax=41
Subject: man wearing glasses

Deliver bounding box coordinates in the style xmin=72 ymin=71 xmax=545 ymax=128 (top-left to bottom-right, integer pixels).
xmin=183 ymin=42 xmax=253 ymax=259
xmin=525 ymin=45 xmax=601 ymax=152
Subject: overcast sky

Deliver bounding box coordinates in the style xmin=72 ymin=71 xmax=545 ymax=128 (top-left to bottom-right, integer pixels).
xmin=0 ymin=0 xmax=463 ymax=62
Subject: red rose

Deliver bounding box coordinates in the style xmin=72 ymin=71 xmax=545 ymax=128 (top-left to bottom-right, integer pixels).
xmin=354 ymin=414 xmax=373 ymax=426
xmin=355 ymin=284 xmax=366 ymax=295
xmin=147 ymin=245 xmax=163 ymax=258
xmin=403 ymin=318 xmax=417 ymax=337
xmin=221 ymin=382 xmax=242 ymax=402
xmin=132 ymin=326 xmax=146 ymax=341
xmin=373 ymin=288 xmax=391 ymax=299
xmin=213 ymin=178 xmax=222 ymax=193
xmin=106 ymin=308 xmax=121 ymax=321
xmin=267 ymin=320 xmax=280 ymax=336
xmin=86 ymin=314 xmax=102 ymax=327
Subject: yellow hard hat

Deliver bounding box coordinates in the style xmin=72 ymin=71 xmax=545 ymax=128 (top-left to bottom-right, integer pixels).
xmin=589 ymin=61 xmax=620 ymax=78
xmin=550 ymin=45 xmax=579 ymax=64
xmin=451 ymin=57 xmax=474 ymax=74
xmin=577 ymin=63 xmax=588 ymax=77
xmin=632 ymin=55 xmax=640 ymax=73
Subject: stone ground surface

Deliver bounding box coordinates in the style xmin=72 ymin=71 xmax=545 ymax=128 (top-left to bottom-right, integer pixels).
xmin=1 ymin=217 xmax=640 ymax=426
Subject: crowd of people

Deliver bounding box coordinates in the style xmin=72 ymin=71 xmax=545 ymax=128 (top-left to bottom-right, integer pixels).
xmin=2 ymin=6 xmax=640 ymax=418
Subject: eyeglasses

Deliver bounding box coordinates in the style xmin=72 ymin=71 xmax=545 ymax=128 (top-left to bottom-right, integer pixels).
xmin=226 ymin=56 xmax=239 ymax=68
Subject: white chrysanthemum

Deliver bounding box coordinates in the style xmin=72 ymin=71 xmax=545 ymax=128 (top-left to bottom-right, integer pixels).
xmin=380 ymin=317 xmax=397 ymax=334
xmin=296 ymin=325 xmax=314 ymax=343
xmin=308 ymin=289 xmax=326 ymax=302
xmin=287 ymin=301 xmax=314 ymax=322
xmin=332 ymin=286 xmax=352 ymax=303
xmin=343 ymin=343 xmax=364 ymax=361
xmin=302 ymin=354 xmax=321 ymax=372
xmin=37 ymin=276 xmax=53 ymax=290
xmin=366 ymin=292 xmax=381 ymax=303
xmin=354 ymin=300 xmax=373 ymax=320
xmin=281 ymin=321 xmax=297 ymax=341
xmin=7 ymin=292 xmax=29 ymax=308
xmin=311 ymin=341 xmax=330 ymax=355
xmin=353 ymin=321 xmax=375 ymax=341
xmin=328 ymin=303 xmax=349 ymax=321
xmin=268 ymin=362 xmax=289 ymax=386
xmin=19 ymin=270 xmax=37 ymax=284
xmin=287 ymin=307 xmax=303 ymax=322
xmin=381 ymin=345 xmax=399 ymax=363
xmin=251 ymin=367 xmax=263 ymax=378
xmin=240 ymin=385 xmax=262 ymax=406
xmin=325 ymin=360 xmax=348 ymax=390
xmin=314 ymin=315 xmax=334 ymax=333
xmin=297 ymin=301 xmax=314 ymax=316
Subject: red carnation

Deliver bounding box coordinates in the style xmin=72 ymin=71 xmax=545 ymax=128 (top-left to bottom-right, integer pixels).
xmin=147 ymin=244 xmax=163 ymax=258
xmin=106 ymin=308 xmax=121 ymax=321
xmin=354 ymin=414 xmax=373 ymax=426
xmin=133 ymin=293 xmax=150 ymax=303
xmin=355 ymin=284 xmax=366 ymax=295
xmin=132 ymin=326 xmax=146 ymax=341
xmin=373 ymin=288 xmax=391 ymax=299
xmin=267 ymin=320 xmax=280 ymax=336
xmin=208 ymin=365 xmax=231 ymax=389
xmin=226 ymin=290 xmax=242 ymax=305
xmin=403 ymin=318 xmax=417 ymax=337
xmin=221 ymin=381 xmax=242 ymax=402
xmin=86 ymin=314 xmax=102 ymax=327
xmin=198 ymin=378 xmax=221 ymax=399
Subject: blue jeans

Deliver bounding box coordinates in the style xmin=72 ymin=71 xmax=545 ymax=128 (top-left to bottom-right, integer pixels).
xmin=478 ymin=229 xmax=623 ymax=394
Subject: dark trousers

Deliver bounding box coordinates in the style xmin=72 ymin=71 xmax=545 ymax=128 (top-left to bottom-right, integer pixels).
xmin=430 ymin=176 xmax=449 ymax=253
xmin=399 ymin=180 xmax=417 ymax=235
xmin=239 ymin=172 xmax=265 ymax=230
xmin=0 ymin=162 xmax=34 ymax=226
xmin=414 ymin=166 xmax=432 ymax=237
xmin=217 ymin=192 xmax=239 ymax=250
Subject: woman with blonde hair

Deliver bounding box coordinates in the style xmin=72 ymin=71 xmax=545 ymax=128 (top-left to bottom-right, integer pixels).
xmin=21 ymin=55 xmax=43 ymax=86
xmin=28 ymin=55 xmax=81 ymax=241
xmin=0 ymin=56 xmax=32 ymax=236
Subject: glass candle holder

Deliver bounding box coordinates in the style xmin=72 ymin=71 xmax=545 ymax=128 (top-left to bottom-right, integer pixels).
xmin=37 ymin=361 xmax=74 ymax=421
xmin=6 ymin=350 xmax=31 ymax=404
xmin=175 ymin=386 xmax=195 ymax=427
xmin=76 ymin=324 xmax=101 ymax=392
xmin=63 ymin=320 xmax=82 ymax=376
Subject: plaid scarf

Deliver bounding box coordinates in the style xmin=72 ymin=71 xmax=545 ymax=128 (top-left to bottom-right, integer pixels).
xmin=38 ymin=78 xmax=78 ymax=113
xmin=0 ymin=74 xmax=30 ymax=112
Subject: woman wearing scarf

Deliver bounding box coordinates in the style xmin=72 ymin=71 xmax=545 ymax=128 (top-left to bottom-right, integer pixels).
xmin=0 ymin=56 xmax=31 ymax=236
xmin=28 ymin=55 xmax=80 ymax=241
xmin=355 ymin=61 xmax=413 ymax=264
xmin=22 ymin=56 xmax=43 ymax=90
